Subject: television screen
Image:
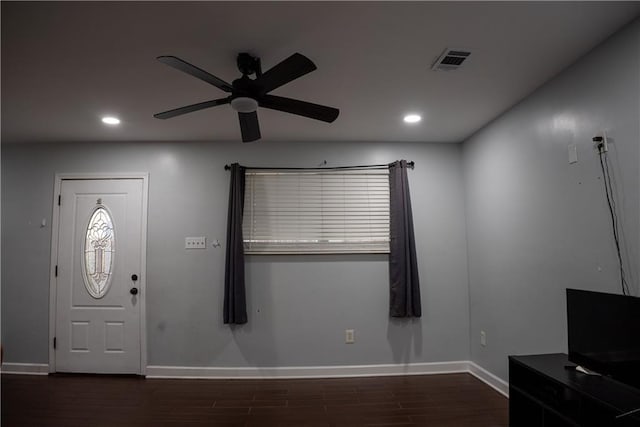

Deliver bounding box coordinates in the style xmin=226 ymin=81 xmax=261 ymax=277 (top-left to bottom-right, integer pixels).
xmin=567 ymin=288 xmax=640 ymax=390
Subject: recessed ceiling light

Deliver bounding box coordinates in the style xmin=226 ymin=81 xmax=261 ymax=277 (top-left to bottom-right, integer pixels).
xmin=403 ymin=114 xmax=421 ymax=124
xmin=101 ymin=116 xmax=120 ymax=125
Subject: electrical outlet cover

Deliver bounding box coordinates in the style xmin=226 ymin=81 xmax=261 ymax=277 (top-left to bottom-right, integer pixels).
xmin=345 ymin=329 xmax=355 ymax=344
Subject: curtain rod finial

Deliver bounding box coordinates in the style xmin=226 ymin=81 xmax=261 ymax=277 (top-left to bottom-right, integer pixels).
xmin=224 ymin=164 xmax=231 ymax=170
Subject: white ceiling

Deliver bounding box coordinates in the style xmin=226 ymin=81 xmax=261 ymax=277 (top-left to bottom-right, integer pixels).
xmin=2 ymin=2 xmax=639 ymax=144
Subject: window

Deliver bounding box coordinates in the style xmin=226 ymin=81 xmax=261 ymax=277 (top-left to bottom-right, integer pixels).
xmin=243 ymin=168 xmax=390 ymax=254
xmin=82 ymin=206 xmax=115 ymax=298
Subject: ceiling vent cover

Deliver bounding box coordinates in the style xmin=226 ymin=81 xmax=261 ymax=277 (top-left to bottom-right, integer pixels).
xmin=431 ymin=48 xmax=471 ymax=71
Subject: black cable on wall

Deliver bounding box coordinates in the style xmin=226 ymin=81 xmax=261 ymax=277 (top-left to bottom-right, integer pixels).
xmin=595 ymin=136 xmax=631 ymax=296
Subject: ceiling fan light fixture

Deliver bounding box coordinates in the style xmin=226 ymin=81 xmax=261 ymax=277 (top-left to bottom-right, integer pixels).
xmin=230 ymin=97 xmax=258 ymax=113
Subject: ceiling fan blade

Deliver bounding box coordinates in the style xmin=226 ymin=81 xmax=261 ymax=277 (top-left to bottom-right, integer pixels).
xmin=259 ymin=95 xmax=339 ymax=123
xmin=157 ymin=56 xmax=233 ymax=93
xmin=257 ymin=53 xmax=317 ymax=94
xmin=238 ymin=112 xmax=261 ymax=142
xmin=154 ymin=97 xmax=230 ymax=119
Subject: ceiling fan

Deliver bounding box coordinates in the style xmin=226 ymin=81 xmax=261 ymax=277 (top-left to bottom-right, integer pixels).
xmin=154 ymin=52 xmax=340 ymax=142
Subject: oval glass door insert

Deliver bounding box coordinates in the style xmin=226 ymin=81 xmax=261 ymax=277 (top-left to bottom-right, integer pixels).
xmin=83 ymin=206 xmax=115 ymax=298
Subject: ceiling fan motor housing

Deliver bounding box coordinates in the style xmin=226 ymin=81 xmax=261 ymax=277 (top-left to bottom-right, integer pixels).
xmin=237 ymin=53 xmax=261 ymax=77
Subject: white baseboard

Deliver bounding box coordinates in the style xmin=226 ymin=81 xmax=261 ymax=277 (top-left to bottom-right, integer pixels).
xmin=146 ymin=361 xmax=509 ymax=397
xmin=1 ymin=362 xmax=49 ymax=375
xmin=0 ymin=360 xmax=509 ymax=397
xmin=468 ymin=361 xmax=509 ymax=397
xmin=145 ymin=360 xmax=470 ymax=379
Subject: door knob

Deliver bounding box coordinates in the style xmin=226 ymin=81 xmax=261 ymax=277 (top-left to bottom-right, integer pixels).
xmin=130 ymin=287 xmax=139 ymax=295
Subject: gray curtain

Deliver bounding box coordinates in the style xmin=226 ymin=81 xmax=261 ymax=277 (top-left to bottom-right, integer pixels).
xmin=388 ymin=160 xmax=422 ymax=317
xmin=224 ymin=163 xmax=248 ymax=324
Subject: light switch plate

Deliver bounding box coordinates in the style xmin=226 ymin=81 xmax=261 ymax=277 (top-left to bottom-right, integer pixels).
xmin=185 ymin=237 xmax=206 ymax=249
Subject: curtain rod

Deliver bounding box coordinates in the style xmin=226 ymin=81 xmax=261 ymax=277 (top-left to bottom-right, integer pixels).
xmin=224 ymin=161 xmax=414 ymax=171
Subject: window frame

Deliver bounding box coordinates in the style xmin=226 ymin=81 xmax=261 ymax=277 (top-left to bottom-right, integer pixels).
xmin=242 ymin=168 xmax=391 ymax=255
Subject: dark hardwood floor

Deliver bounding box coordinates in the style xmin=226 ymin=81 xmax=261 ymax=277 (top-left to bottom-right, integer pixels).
xmin=1 ymin=372 xmax=508 ymax=426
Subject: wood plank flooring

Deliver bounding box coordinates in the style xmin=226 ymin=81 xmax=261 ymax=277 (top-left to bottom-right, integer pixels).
xmin=1 ymin=372 xmax=508 ymax=426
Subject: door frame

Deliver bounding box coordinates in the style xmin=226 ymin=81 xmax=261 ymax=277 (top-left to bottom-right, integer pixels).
xmin=48 ymin=173 xmax=149 ymax=375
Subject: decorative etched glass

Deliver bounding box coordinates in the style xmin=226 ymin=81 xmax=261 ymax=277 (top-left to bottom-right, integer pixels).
xmin=83 ymin=206 xmax=115 ymax=298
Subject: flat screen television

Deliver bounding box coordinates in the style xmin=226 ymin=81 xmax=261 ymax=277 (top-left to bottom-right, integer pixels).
xmin=567 ymin=288 xmax=640 ymax=390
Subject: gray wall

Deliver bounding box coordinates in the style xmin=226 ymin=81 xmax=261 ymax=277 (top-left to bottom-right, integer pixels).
xmin=2 ymin=141 xmax=470 ymax=367
xmin=462 ymin=19 xmax=639 ymax=380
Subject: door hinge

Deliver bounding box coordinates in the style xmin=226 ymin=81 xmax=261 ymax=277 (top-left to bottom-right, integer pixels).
xmin=53 ymin=337 xmax=57 ymax=349
xmin=55 ymin=265 xmax=58 ymax=277
xmin=58 ymin=194 xmax=61 ymax=206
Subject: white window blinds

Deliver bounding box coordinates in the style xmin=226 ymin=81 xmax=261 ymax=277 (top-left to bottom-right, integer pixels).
xmin=243 ymin=168 xmax=390 ymax=254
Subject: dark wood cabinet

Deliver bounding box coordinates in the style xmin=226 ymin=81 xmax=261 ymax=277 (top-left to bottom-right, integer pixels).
xmin=509 ymin=354 xmax=640 ymax=427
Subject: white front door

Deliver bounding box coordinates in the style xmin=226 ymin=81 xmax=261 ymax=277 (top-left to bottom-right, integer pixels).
xmin=54 ymin=178 xmax=145 ymax=374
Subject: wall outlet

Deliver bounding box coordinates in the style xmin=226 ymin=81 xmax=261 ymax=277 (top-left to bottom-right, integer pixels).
xmin=345 ymin=329 xmax=355 ymax=344
xmin=480 ymin=330 xmax=487 ymax=347
xmin=593 ymin=134 xmax=608 ymax=153
xmin=185 ymin=236 xmax=206 ymax=249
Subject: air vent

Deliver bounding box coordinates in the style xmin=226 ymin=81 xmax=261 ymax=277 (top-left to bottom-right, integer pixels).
xmin=431 ymin=48 xmax=471 ymax=71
